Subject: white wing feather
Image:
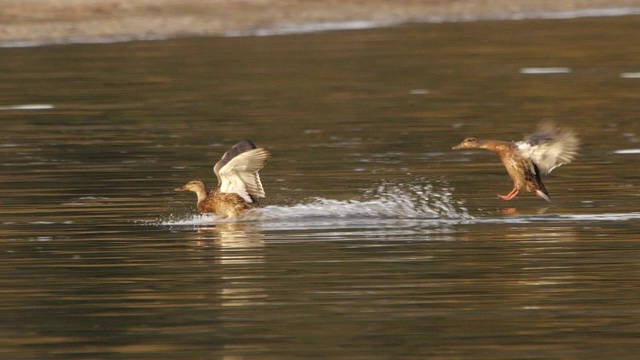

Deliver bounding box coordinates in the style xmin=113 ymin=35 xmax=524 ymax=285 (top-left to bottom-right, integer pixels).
xmin=218 ymin=148 xmax=270 ymax=203
xmin=517 ymin=122 xmax=579 ymax=174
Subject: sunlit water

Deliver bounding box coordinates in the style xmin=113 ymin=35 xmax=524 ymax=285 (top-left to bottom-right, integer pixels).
xmin=2 ymin=14 xmax=640 ymax=359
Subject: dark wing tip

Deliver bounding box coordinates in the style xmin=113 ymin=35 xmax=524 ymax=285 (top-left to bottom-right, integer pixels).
xmin=225 ymin=140 xmax=257 ymax=158
xmin=239 ymin=139 xmax=257 ymax=149
xmin=526 ymin=121 xmax=566 ymax=145
xmin=216 ymin=140 xmax=259 ymax=168
xmin=214 ymin=140 xmax=265 ymax=178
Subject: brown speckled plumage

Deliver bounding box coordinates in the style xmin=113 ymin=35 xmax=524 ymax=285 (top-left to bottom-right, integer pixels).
xmin=452 ymin=122 xmax=579 ymax=202
xmin=175 ymin=140 xmax=270 ymax=218
xmin=176 ymin=180 xmax=257 ymax=218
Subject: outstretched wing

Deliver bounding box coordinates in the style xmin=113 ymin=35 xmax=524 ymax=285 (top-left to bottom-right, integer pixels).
xmin=214 ymin=140 xmax=258 ymax=179
xmin=214 ymin=141 xmax=270 ymax=203
xmin=517 ymin=122 xmax=579 ymax=174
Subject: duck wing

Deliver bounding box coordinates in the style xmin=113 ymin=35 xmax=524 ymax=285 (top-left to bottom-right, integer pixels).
xmin=214 ymin=141 xmax=271 ymax=203
xmin=517 ymin=122 xmax=579 ymax=174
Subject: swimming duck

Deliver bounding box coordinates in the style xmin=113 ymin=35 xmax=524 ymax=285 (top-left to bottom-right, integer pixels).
xmin=175 ymin=140 xmax=271 ymax=218
xmin=452 ymin=122 xmax=579 ymax=202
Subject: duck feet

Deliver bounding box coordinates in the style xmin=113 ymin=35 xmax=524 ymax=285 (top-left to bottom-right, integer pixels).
xmin=497 ymin=188 xmax=519 ymax=201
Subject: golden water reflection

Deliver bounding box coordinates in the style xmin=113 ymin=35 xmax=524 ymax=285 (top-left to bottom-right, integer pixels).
xmin=2 ymin=13 xmax=640 ymax=360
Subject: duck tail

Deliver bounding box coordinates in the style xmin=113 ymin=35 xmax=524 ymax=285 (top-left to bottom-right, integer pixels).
xmin=536 ymin=189 xmax=551 ymax=202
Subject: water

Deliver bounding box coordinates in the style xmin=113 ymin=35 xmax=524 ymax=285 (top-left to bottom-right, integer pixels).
xmin=2 ymin=14 xmax=640 ymax=359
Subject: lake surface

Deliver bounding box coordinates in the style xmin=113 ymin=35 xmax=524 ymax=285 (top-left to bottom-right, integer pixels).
xmin=2 ymin=14 xmax=640 ymax=359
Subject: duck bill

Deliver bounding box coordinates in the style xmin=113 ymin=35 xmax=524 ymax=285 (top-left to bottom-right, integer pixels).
xmin=451 ymin=143 xmax=464 ymax=150
xmin=175 ymin=186 xmax=187 ymax=191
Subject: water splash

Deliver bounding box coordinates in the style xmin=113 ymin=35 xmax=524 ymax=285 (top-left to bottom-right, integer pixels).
xmin=162 ymin=213 xmax=218 ymax=226
xmin=158 ymin=178 xmax=640 ymax=230
xmin=161 ymin=178 xmax=470 ymax=227
xmin=362 ymin=178 xmax=469 ymax=219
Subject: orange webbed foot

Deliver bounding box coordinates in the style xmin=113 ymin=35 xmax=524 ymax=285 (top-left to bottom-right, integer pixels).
xmin=497 ymin=188 xmax=519 ymax=201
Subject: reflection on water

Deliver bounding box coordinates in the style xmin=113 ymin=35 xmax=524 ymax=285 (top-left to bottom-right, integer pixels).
xmin=1 ymin=14 xmax=640 ymax=359
xmin=192 ymin=222 xmax=266 ymax=249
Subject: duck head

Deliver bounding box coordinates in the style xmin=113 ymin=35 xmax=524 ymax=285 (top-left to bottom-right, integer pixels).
xmin=452 ymin=137 xmax=481 ymax=150
xmin=175 ymin=180 xmax=208 ymax=203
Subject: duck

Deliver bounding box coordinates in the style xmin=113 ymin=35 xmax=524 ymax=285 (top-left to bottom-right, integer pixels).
xmin=452 ymin=122 xmax=579 ymax=202
xmin=175 ymin=140 xmax=271 ymax=218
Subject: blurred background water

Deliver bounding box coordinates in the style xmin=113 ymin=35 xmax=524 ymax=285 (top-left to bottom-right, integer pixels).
xmin=1 ymin=14 xmax=640 ymax=359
